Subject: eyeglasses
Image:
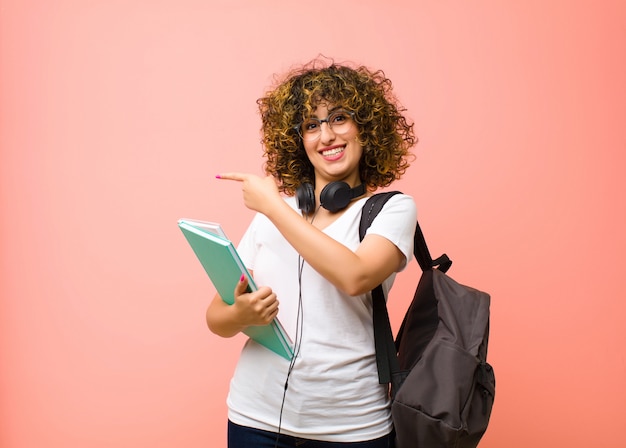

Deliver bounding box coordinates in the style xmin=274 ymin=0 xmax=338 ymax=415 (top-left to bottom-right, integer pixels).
xmin=294 ymin=109 xmax=355 ymax=142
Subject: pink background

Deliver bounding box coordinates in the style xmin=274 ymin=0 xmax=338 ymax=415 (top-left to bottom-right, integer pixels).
xmin=2 ymin=1 xmax=625 ymax=446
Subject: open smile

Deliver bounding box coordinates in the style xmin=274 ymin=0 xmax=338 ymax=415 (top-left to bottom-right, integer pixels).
xmin=320 ymin=145 xmax=345 ymax=159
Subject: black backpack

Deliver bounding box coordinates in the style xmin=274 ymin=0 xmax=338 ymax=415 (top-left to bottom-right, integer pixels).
xmin=359 ymin=192 xmax=495 ymax=448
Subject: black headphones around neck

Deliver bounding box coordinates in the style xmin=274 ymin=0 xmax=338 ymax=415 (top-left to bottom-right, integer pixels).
xmin=296 ymin=181 xmax=366 ymax=215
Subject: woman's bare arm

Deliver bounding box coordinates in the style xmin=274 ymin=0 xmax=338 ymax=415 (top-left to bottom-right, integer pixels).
xmin=217 ymin=173 xmax=405 ymax=296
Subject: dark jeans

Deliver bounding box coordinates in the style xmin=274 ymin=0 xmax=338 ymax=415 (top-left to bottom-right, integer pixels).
xmin=228 ymin=421 xmax=395 ymax=448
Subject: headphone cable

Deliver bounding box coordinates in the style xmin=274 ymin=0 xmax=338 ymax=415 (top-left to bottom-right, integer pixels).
xmin=274 ymin=205 xmax=320 ymax=447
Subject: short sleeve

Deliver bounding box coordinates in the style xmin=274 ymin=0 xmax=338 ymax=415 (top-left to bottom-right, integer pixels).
xmin=364 ymin=194 xmax=417 ymax=271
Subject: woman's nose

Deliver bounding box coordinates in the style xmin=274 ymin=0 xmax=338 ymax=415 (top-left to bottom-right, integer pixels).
xmin=319 ymin=121 xmax=336 ymax=143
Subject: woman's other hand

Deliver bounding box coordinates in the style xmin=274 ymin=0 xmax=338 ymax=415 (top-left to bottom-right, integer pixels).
xmin=205 ymin=275 xmax=279 ymax=338
xmin=232 ymin=276 xmax=279 ymax=327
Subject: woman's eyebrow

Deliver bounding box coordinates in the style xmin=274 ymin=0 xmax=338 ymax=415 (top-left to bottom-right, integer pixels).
xmin=310 ymin=105 xmax=343 ymax=118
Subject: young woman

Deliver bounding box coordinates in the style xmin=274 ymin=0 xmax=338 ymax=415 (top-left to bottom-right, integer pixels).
xmin=209 ymin=59 xmax=417 ymax=447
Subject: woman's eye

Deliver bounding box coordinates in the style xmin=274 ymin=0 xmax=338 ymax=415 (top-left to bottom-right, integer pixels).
xmin=331 ymin=112 xmax=348 ymax=123
xmin=304 ymin=121 xmax=319 ymax=132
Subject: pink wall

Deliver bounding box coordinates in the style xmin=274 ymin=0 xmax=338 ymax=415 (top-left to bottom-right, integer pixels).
xmin=1 ymin=1 xmax=625 ymax=446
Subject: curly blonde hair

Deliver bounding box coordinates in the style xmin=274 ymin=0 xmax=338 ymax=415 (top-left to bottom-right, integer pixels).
xmin=257 ymin=58 xmax=416 ymax=195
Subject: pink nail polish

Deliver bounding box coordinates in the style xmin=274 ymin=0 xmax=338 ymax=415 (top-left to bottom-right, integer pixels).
xmin=240 ymin=274 xmax=245 ymax=282
xmin=215 ymin=175 xmax=221 ymax=179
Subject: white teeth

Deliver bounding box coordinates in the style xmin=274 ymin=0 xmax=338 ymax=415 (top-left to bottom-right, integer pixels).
xmin=322 ymin=147 xmax=344 ymax=156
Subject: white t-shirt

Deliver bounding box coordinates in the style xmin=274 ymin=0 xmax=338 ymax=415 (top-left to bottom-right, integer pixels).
xmin=227 ymin=193 xmax=417 ymax=442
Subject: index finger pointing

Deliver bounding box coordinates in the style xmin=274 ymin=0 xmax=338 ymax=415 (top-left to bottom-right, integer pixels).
xmin=215 ymin=172 xmax=248 ymax=182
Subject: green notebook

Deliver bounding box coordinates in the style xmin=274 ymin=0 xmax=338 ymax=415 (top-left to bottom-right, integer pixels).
xmin=178 ymin=219 xmax=294 ymax=360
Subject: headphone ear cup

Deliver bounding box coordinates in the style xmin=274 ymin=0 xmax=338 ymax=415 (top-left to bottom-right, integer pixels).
xmin=296 ymin=183 xmax=316 ymax=215
xmin=320 ymin=181 xmax=352 ymax=213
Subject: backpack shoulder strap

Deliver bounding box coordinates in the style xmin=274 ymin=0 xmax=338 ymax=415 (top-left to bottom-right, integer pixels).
xmin=360 ymin=192 xmax=403 ymax=391
xmin=413 ymin=213 xmax=452 ymax=273
xmin=359 ymin=191 xmax=402 ymax=240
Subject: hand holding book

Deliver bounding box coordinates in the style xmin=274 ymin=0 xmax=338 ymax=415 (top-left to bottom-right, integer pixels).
xmin=178 ymin=219 xmax=293 ymax=360
xmin=231 ymin=274 xmax=280 ymax=327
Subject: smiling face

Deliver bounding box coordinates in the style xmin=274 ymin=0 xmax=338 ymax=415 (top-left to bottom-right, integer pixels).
xmin=302 ymin=102 xmax=363 ymax=190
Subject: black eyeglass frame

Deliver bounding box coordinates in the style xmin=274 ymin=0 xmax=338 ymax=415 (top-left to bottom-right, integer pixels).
xmin=293 ymin=110 xmax=356 ymax=141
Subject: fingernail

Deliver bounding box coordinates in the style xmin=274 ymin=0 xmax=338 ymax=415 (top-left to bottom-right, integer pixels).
xmin=215 ymin=175 xmax=221 ymax=179
xmin=240 ymin=274 xmax=245 ymax=282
